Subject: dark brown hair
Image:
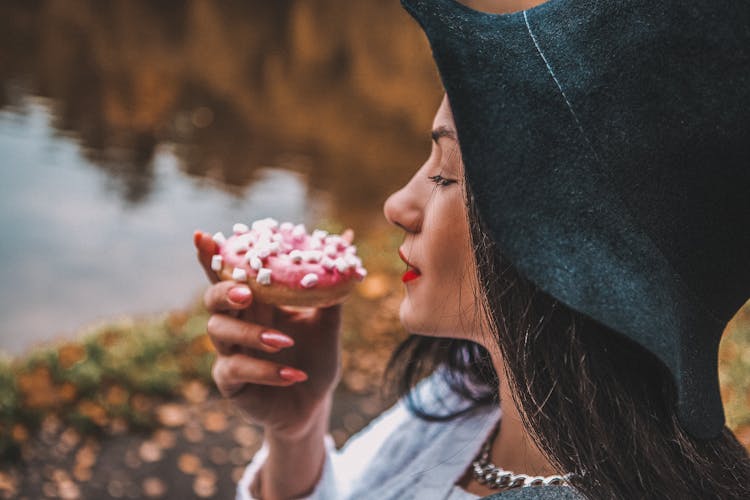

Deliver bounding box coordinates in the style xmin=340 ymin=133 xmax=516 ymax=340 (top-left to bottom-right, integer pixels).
xmin=385 ymin=189 xmax=750 ymax=499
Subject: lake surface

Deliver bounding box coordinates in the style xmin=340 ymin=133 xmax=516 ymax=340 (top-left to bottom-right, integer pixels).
xmin=0 ymin=0 xmax=441 ymax=355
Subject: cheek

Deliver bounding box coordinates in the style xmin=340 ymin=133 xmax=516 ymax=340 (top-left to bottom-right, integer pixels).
xmin=403 ymin=194 xmax=479 ymax=336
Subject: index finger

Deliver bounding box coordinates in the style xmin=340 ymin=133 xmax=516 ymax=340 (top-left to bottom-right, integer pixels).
xmin=194 ymin=230 xmax=220 ymax=284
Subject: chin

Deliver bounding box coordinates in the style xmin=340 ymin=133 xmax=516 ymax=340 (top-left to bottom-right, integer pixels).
xmin=399 ymin=298 xmax=423 ymax=334
xmin=399 ymin=299 xmax=442 ymax=337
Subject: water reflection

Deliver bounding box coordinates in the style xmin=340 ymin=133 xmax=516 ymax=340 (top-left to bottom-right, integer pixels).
xmin=0 ymin=0 xmax=440 ymax=202
xmin=0 ymin=102 xmax=314 ymax=353
xmin=0 ymin=0 xmax=441 ymax=352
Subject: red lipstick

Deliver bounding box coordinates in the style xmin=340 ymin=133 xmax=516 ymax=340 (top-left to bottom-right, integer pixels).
xmin=402 ymin=269 xmax=421 ymax=283
xmin=398 ymin=248 xmax=421 ymax=283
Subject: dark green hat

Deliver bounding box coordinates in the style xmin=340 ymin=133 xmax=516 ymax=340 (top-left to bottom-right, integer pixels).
xmin=401 ymin=0 xmax=750 ymax=439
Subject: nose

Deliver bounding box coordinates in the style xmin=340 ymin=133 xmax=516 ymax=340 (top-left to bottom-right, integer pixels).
xmin=383 ymin=180 xmax=422 ymax=234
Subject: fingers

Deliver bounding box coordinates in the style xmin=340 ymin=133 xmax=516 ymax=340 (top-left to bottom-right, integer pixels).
xmin=194 ymin=230 xmax=219 ymax=284
xmin=204 ymin=281 xmax=253 ymax=313
xmin=212 ymin=354 xmax=308 ymax=396
xmin=341 ymin=228 xmax=354 ymax=244
xmin=206 ymin=313 xmax=294 ymax=355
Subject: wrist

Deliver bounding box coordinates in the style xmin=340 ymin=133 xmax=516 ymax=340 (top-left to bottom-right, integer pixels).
xmin=259 ymin=418 xmax=330 ymax=500
xmin=265 ymin=395 xmax=332 ymax=446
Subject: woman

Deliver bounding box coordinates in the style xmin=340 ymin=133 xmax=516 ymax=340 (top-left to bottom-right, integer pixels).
xmin=195 ymin=0 xmax=750 ymax=498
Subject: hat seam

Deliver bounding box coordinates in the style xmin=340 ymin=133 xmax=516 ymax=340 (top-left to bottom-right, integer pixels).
xmin=522 ymin=10 xmax=600 ymax=166
xmin=521 ymin=9 xmax=723 ymax=328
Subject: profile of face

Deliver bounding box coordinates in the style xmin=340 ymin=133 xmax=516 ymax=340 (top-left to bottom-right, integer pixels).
xmin=384 ymin=95 xmax=487 ymax=343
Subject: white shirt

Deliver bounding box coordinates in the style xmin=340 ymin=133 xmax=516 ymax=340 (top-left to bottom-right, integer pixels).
xmin=236 ymin=372 xmax=501 ymax=500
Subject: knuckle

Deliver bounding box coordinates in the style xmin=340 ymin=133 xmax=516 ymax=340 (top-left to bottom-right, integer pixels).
xmin=204 ymin=283 xmax=229 ymax=310
xmin=239 ymin=323 xmax=259 ymax=344
xmin=211 ymin=358 xmax=224 ymax=383
xmin=225 ymin=356 xmax=243 ymax=381
xmin=206 ymin=314 xmax=221 ymax=336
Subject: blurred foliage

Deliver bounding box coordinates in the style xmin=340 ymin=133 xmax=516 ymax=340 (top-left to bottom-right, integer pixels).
xmin=719 ymin=304 xmax=750 ymax=447
xmin=0 ymin=307 xmax=214 ymax=461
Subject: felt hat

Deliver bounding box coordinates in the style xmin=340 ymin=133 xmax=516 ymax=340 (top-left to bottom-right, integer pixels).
xmin=401 ymin=0 xmax=750 ymax=440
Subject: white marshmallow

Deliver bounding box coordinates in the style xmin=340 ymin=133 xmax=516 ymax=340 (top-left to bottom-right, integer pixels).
xmin=344 ymin=254 xmax=361 ymax=268
xmin=345 ymin=245 xmax=357 ymax=255
xmin=324 ymin=245 xmax=338 ymax=258
xmin=312 ymin=229 xmax=328 ymax=240
xmin=256 ymin=268 xmax=272 ymax=285
xmin=334 ymin=257 xmax=349 ymax=273
xmin=324 ymin=235 xmax=340 ymax=246
xmin=280 ymin=222 xmax=294 ymax=232
xmin=237 ymin=233 xmax=254 ymax=246
xmin=228 ymin=241 xmax=248 ymax=255
xmin=309 ymin=238 xmax=323 ymax=250
xmin=355 ymin=267 xmax=368 ymax=280
xmin=233 ymin=223 xmax=249 ymax=234
xmin=257 ymin=246 xmax=271 ymax=259
xmin=292 ymin=224 xmax=307 ymax=240
xmin=212 ymin=232 xmax=227 ymax=245
xmin=211 ymin=255 xmax=223 ymax=272
xmin=268 ymin=241 xmax=281 ymax=254
xmin=289 ymin=249 xmax=303 ymax=263
xmin=247 ymin=255 xmax=262 ymax=271
xmin=304 ymin=250 xmax=323 ymax=263
xmin=300 ymin=273 xmax=319 ymax=288
xmin=271 ymin=233 xmax=284 ymax=243
xmin=232 ymin=267 xmax=247 ymax=282
xmin=252 ymin=218 xmax=279 ymax=232
xmin=321 ymin=257 xmax=336 ymax=270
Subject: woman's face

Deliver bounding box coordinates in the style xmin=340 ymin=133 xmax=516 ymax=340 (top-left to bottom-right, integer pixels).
xmin=384 ymin=95 xmax=487 ymax=341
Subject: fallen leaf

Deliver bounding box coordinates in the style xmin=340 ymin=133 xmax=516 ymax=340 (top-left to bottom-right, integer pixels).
xmin=202 ymin=411 xmax=227 ymax=433
xmin=193 ymin=468 xmax=217 ymax=498
xmin=177 ymin=453 xmax=202 ymax=475
xmin=155 ymin=403 xmax=188 ymax=427
xmin=138 ymin=441 xmax=163 ymax=463
xmin=183 ymin=423 xmax=204 ymax=443
xmin=181 ymin=380 xmax=209 ymax=404
xmin=232 ymin=425 xmax=259 ymax=448
xmin=143 ymin=477 xmax=167 ymax=498
xmin=151 ymin=429 xmax=176 ymax=449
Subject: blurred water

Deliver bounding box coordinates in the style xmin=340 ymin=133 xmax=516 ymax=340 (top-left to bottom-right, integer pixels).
xmin=0 ymin=0 xmax=440 ymax=354
xmin=0 ymin=100 xmax=321 ymax=354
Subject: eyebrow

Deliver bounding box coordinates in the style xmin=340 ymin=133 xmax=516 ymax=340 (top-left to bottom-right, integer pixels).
xmin=431 ymin=126 xmax=457 ymax=144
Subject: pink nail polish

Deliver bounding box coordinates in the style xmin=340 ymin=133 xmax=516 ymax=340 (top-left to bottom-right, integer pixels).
xmin=260 ymin=332 xmax=294 ymax=349
xmin=279 ymin=367 xmax=307 ymax=382
xmin=228 ymin=286 xmax=251 ymax=303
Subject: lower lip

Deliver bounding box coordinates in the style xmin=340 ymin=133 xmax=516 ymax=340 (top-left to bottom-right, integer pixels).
xmin=402 ymin=269 xmax=421 ymax=283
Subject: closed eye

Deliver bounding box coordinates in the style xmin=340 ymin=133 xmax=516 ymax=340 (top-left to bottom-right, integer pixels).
xmin=428 ymin=174 xmax=456 ymax=187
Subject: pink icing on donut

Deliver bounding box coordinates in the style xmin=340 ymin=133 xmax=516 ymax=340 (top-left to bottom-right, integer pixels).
xmin=216 ymin=219 xmax=366 ymax=289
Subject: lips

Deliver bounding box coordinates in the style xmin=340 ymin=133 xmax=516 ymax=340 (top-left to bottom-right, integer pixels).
xmin=398 ymin=248 xmax=421 ymax=283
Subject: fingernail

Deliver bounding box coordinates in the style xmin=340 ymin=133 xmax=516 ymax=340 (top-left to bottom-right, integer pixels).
xmin=279 ymin=367 xmax=307 ymax=382
xmin=228 ymin=286 xmax=251 ymax=304
xmin=260 ymin=332 xmax=294 ymax=349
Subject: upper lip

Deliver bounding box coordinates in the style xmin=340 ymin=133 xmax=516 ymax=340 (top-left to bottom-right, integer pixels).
xmin=398 ymin=247 xmax=420 ymax=273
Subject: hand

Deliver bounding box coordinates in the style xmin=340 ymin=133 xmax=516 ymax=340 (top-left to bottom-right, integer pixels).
xmin=194 ymin=231 xmax=342 ymax=440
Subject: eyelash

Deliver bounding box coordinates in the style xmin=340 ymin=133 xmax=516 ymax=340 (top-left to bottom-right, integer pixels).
xmin=428 ymin=174 xmax=456 ymax=187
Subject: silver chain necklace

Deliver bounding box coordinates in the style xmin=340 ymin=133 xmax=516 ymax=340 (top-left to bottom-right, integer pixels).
xmin=471 ymin=425 xmax=578 ymax=491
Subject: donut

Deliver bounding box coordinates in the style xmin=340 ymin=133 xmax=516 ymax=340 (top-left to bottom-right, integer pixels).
xmin=210 ymin=218 xmax=367 ymax=307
